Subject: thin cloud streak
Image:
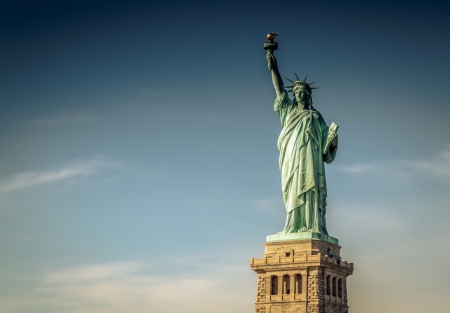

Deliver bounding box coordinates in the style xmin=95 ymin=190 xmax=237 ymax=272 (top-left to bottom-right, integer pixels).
xmin=27 ymin=113 xmax=94 ymax=127
xmin=336 ymin=163 xmax=381 ymax=174
xmin=44 ymin=262 xmax=140 ymax=283
xmin=336 ymin=149 xmax=450 ymax=179
xmin=406 ymin=150 xmax=450 ymax=177
xmin=0 ymin=261 xmax=252 ymax=313
xmin=253 ymin=196 xmax=284 ymax=216
xmin=0 ymin=155 xmax=118 ymax=194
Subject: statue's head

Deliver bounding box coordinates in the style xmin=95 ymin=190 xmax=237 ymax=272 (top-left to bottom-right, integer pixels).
xmin=285 ymin=73 xmax=319 ymax=109
xmin=293 ymin=85 xmax=312 ymax=108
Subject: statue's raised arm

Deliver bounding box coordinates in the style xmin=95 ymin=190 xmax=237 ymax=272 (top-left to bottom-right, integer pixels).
xmin=264 ymin=32 xmax=284 ymax=98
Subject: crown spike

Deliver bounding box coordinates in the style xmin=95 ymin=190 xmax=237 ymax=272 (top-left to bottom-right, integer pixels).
xmin=310 ymin=86 xmax=320 ymax=89
xmin=303 ymin=74 xmax=308 ymax=82
xmin=284 ymin=77 xmax=295 ymax=83
xmin=294 ymin=72 xmax=300 ymax=80
xmin=308 ymin=81 xmax=316 ymax=85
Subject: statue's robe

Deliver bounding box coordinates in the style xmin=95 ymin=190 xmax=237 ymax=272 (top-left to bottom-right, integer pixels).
xmin=275 ymin=91 xmax=337 ymax=234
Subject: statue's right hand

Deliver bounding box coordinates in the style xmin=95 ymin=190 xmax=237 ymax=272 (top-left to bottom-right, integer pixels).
xmin=266 ymin=52 xmax=275 ymax=71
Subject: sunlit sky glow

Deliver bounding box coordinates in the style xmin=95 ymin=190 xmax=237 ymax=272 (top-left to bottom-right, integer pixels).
xmin=1 ymin=1 xmax=450 ymax=312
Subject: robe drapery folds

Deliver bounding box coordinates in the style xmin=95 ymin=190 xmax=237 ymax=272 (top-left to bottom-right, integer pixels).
xmin=274 ymin=91 xmax=337 ymax=234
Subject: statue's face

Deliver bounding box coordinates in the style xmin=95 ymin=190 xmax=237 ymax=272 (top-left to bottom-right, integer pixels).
xmin=294 ymin=87 xmax=310 ymax=104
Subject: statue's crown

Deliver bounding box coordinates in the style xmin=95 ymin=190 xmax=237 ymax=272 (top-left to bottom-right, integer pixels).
xmin=285 ymin=73 xmax=319 ymax=93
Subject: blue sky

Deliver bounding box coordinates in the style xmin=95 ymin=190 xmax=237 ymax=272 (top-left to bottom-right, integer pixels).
xmin=1 ymin=0 xmax=450 ymax=312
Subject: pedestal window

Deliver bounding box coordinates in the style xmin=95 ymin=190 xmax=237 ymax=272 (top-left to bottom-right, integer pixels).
xmin=295 ymin=274 xmax=302 ymax=294
xmin=271 ymin=275 xmax=278 ymax=295
xmin=326 ymin=275 xmax=330 ymax=295
xmin=283 ymin=275 xmax=290 ymax=294
xmin=332 ymin=277 xmax=337 ymax=297
xmin=338 ymin=279 xmax=342 ymax=298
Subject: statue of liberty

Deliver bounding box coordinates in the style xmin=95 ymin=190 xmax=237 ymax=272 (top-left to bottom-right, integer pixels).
xmin=264 ymin=33 xmax=338 ymax=236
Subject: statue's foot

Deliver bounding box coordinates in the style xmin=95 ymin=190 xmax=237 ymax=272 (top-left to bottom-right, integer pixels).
xmin=299 ymin=227 xmax=307 ymax=232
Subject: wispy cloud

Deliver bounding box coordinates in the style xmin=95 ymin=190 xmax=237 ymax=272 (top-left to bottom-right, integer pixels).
xmin=0 ymin=155 xmax=118 ymax=194
xmin=44 ymin=262 xmax=140 ymax=283
xmin=336 ymin=162 xmax=382 ymax=174
xmin=28 ymin=113 xmax=93 ymax=127
xmin=336 ymin=149 xmax=450 ymax=180
xmin=0 ymin=261 xmax=252 ymax=313
xmin=405 ymin=150 xmax=450 ymax=177
xmin=253 ymin=196 xmax=284 ymax=215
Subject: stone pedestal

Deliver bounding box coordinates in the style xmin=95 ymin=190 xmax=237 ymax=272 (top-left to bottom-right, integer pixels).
xmin=250 ymin=239 xmax=353 ymax=313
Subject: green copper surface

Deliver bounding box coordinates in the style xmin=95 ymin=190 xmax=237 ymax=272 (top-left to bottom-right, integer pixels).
xmin=265 ymin=35 xmax=339 ymax=240
xmin=266 ymin=233 xmax=338 ymax=244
